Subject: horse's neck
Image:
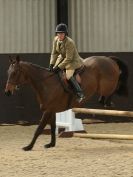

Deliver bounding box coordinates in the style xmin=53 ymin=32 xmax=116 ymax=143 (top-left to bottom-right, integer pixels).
xmin=21 ymin=62 xmax=54 ymax=104
xmin=21 ymin=62 xmax=51 ymax=81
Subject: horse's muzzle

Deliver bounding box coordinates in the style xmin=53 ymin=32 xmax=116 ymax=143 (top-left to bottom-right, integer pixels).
xmin=5 ymin=83 xmax=16 ymax=96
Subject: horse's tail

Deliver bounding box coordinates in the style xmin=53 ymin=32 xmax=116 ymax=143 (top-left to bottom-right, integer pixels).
xmin=109 ymin=56 xmax=129 ymax=96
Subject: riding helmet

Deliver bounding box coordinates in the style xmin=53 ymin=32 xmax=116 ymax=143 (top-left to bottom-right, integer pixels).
xmin=55 ymin=23 xmax=68 ymax=35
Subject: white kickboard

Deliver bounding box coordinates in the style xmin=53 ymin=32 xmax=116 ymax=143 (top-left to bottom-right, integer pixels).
xmin=56 ymin=109 xmax=84 ymax=134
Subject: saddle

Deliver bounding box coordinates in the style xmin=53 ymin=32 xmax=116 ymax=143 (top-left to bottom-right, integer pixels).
xmin=58 ymin=65 xmax=85 ymax=92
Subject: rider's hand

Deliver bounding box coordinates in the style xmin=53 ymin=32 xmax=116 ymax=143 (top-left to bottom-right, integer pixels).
xmin=53 ymin=66 xmax=61 ymax=73
xmin=49 ymin=64 xmax=54 ymax=72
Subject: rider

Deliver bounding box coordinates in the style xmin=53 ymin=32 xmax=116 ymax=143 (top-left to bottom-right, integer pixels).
xmin=49 ymin=23 xmax=85 ymax=102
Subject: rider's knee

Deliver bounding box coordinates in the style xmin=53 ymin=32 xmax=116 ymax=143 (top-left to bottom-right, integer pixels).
xmin=66 ymin=69 xmax=75 ymax=80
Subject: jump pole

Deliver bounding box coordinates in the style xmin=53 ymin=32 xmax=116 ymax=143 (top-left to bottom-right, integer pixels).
xmin=74 ymin=133 xmax=133 ymax=140
xmin=72 ymin=108 xmax=133 ymax=118
xmin=72 ymin=108 xmax=133 ymax=140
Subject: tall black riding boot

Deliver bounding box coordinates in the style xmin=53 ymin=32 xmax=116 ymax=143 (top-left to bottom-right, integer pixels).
xmin=69 ymin=76 xmax=85 ymax=102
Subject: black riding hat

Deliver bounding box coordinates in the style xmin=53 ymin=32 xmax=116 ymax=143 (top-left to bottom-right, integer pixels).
xmin=55 ymin=23 xmax=68 ymax=35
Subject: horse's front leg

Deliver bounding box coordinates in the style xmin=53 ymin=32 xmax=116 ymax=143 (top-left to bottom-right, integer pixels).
xmin=23 ymin=111 xmax=53 ymax=151
xmin=45 ymin=113 xmax=56 ymax=148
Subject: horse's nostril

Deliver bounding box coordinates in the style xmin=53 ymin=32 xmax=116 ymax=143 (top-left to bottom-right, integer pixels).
xmin=5 ymin=90 xmax=12 ymax=96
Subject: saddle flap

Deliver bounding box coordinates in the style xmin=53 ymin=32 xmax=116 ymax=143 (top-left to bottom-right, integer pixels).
xmin=58 ymin=71 xmax=70 ymax=92
xmin=58 ymin=69 xmax=83 ymax=92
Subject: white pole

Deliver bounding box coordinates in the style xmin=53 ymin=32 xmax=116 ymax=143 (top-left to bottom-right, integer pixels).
xmin=72 ymin=108 xmax=133 ymax=117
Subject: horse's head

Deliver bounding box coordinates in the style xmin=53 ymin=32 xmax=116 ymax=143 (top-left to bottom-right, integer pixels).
xmin=5 ymin=55 xmax=25 ymax=96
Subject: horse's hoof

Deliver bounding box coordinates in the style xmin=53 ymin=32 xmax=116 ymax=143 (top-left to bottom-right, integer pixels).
xmin=22 ymin=145 xmax=32 ymax=151
xmin=44 ymin=143 xmax=55 ymax=148
xmin=110 ymin=102 xmax=115 ymax=107
xmin=98 ymin=100 xmax=104 ymax=105
xmin=5 ymin=90 xmax=12 ymax=96
xmin=104 ymin=102 xmax=115 ymax=108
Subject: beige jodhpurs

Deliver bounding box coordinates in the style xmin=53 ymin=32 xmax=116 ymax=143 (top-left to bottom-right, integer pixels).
xmin=66 ymin=69 xmax=75 ymax=80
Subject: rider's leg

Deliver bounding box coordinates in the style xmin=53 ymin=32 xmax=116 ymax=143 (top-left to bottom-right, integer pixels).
xmin=66 ymin=69 xmax=85 ymax=102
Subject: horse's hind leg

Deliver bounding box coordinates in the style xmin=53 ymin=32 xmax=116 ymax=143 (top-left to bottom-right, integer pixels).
xmin=98 ymin=95 xmax=114 ymax=107
xmin=98 ymin=96 xmax=105 ymax=105
xmin=23 ymin=111 xmax=54 ymax=151
xmin=104 ymin=95 xmax=114 ymax=107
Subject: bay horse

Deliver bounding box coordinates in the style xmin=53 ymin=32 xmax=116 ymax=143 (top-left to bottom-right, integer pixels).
xmin=5 ymin=55 xmax=128 ymax=151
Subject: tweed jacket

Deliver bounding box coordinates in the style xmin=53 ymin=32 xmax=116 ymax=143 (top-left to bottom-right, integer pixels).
xmin=50 ymin=36 xmax=83 ymax=70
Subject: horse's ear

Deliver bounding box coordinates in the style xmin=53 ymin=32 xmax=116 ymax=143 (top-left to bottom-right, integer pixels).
xmin=16 ymin=55 xmax=20 ymax=63
xmin=9 ymin=55 xmax=13 ymax=63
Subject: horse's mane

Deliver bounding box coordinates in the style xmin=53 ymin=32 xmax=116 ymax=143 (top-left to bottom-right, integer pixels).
xmin=19 ymin=61 xmax=55 ymax=81
xmin=20 ymin=61 xmax=49 ymax=72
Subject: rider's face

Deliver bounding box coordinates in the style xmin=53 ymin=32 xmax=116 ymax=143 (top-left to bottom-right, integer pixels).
xmin=57 ymin=33 xmax=65 ymax=41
